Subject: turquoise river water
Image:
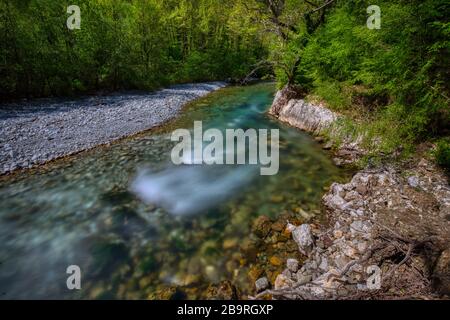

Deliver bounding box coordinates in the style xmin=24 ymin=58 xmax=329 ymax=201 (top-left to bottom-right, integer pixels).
xmin=0 ymin=83 xmax=348 ymax=299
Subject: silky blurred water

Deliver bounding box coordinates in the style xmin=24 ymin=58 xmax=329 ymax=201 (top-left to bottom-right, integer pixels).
xmin=0 ymin=83 xmax=348 ymax=299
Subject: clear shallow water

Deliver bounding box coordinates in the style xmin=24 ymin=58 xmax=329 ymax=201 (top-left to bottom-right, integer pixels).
xmin=0 ymin=83 xmax=348 ymax=299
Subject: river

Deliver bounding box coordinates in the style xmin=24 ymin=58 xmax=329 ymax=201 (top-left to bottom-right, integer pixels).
xmin=0 ymin=83 xmax=348 ymax=299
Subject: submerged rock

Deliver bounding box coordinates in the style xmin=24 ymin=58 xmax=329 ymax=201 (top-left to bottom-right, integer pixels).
xmin=269 ymin=256 xmax=283 ymax=267
xmin=204 ymin=281 xmax=239 ymax=300
xmin=149 ymin=286 xmax=187 ymax=300
xmin=252 ymin=215 xmax=272 ymax=238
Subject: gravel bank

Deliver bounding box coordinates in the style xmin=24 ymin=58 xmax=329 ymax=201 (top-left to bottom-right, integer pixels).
xmin=254 ymin=86 xmax=450 ymax=299
xmin=0 ymin=82 xmax=226 ymax=174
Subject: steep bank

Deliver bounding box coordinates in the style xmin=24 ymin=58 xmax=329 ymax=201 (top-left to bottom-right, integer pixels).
xmin=0 ymin=82 xmax=226 ymax=175
xmin=269 ymin=86 xmax=365 ymax=167
xmin=252 ymin=87 xmax=450 ymax=299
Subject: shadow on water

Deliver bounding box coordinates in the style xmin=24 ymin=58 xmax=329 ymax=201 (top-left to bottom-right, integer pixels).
xmin=0 ymin=83 xmax=350 ymax=299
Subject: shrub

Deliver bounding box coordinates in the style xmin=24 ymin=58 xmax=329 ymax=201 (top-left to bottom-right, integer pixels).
xmin=434 ymin=139 xmax=450 ymax=172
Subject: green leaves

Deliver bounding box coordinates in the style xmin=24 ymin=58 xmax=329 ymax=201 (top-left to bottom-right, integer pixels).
xmin=1 ymin=0 xmax=266 ymax=98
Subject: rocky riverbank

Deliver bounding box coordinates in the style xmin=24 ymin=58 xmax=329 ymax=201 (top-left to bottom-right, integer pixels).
xmin=251 ymin=86 xmax=450 ymax=299
xmin=0 ymin=82 xmax=226 ymax=175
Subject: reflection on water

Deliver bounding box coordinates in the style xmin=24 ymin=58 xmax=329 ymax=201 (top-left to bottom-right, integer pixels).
xmin=0 ymin=83 xmax=348 ymax=299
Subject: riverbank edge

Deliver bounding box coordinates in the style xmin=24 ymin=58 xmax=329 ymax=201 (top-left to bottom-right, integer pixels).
xmin=0 ymin=82 xmax=227 ymax=177
xmin=251 ymin=86 xmax=450 ymax=300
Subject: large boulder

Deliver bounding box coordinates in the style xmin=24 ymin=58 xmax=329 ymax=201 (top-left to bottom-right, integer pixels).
xmin=277 ymin=99 xmax=338 ymax=135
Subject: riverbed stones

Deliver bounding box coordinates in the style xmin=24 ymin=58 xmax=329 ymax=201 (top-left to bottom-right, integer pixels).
xmin=205 ymin=281 xmax=239 ymax=300
xmin=254 ymin=157 xmax=450 ymax=299
xmin=252 ymin=215 xmax=272 ymax=238
xmin=408 ymin=175 xmax=420 ymax=188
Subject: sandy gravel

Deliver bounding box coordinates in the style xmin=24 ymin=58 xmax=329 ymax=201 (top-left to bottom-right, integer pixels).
xmin=0 ymin=82 xmax=226 ymax=174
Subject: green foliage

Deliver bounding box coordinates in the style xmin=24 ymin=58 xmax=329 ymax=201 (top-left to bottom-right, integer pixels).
xmin=2 ymin=0 xmax=448 ymax=171
xmin=290 ymin=0 xmax=449 ymax=162
xmin=0 ymin=0 xmax=266 ymax=98
xmin=434 ymin=138 xmax=450 ymax=171
xmin=311 ymin=80 xmax=350 ymax=110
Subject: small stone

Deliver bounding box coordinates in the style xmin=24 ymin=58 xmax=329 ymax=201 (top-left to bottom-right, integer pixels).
xmin=182 ymin=274 xmax=200 ymax=286
xmin=239 ymin=238 xmax=259 ymax=261
xmin=334 ymin=254 xmax=350 ymax=270
xmin=333 ymin=158 xmax=344 ymax=166
xmin=270 ymin=195 xmax=284 ymax=203
xmin=282 ymin=268 xmax=292 ymax=279
xmin=324 ymin=194 xmax=347 ymax=211
xmin=344 ymin=190 xmax=361 ymax=201
xmin=291 ymin=224 xmax=314 ymax=255
xmin=350 ymin=220 xmax=372 ymax=235
xmin=355 ymin=184 xmax=368 ymax=196
xmin=331 ymin=183 xmax=346 ymax=196
xmin=223 ymin=238 xmax=239 ymax=250
xmin=255 ymin=277 xmax=269 ymax=292
xmin=248 ymin=265 xmax=264 ymax=283
xmin=341 ymin=242 xmax=358 ymax=258
xmin=357 ymin=241 xmax=368 ymax=253
xmin=297 ymin=273 xmax=312 ymax=285
xmin=271 ymin=220 xmax=285 ymax=232
xmin=323 ymin=141 xmax=333 ymax=150
xmin=269 ymin=256 xmax=283 ymax=266
xmin=333 ymin=229 xmax=344 ymax=239
xmin=286 ymin=258 xmax=299 ymax=272
xmin=89 ymin=285 xmax=107 ymax=299
xmin=252 ymin=215 xmax=272 ymax=238
xmin=315 ymin=136 xmax=324 ymax=143
xmin=138 ymin=276 xmax=153 ymax=289
xmin=274 ymin=274 xmax=294 ymax=290
xmin=205 ymin=265 xmax=219 ymax=282
xmin=205 ymin=281 xmax=238 ymax=300
xmin=319 ymin=256 xmax=329 ymax=271
xmin=286 ymin=223 xmax=297 ymax=233
xmin=407 ymin=176 xmax=419 ymax=188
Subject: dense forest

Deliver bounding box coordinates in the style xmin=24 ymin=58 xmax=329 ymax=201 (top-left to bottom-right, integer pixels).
xmin=0 ymin=0 xmax=449 ymax=167
xmin=0 ymin=0 xmax=266 ymax=97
